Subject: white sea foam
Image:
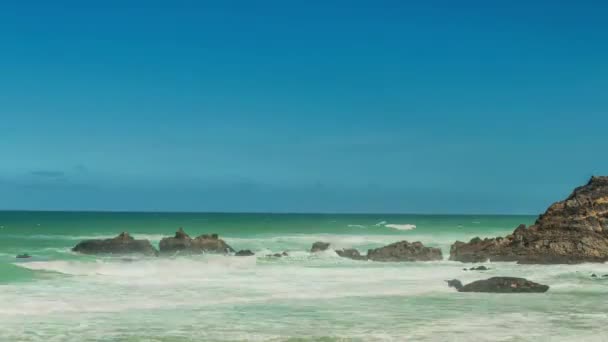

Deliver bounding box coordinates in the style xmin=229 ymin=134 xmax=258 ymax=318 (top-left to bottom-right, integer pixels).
xmin=5 ymin=255 xmax=608 ymax=341
xmin=385 ymin=224 xmax=416 ymax=231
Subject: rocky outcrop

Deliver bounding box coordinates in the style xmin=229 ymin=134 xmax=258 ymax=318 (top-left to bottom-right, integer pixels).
xmin=310 ymin=241 xmax=331 ymax=252
xmin=159 ymin=228 xmax=234 ymax=255
xmin=447 ymin=277 xmax=549 ymax=293
xmin=450 ymin=176 xmax=608 ymax=264
xmin=235 ymin=249 xmax=255 ymax=256
xmin=308 ymin=240 xmax=440 ymax=262
xmin=72 ymin=232 xmax=158 ymax=256
xmin=367 ymin=241 xmax=442 ymax=262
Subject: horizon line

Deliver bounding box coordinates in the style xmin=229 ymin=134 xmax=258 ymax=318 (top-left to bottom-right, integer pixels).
xmin=0 ymin=209 xmax=538 ymax=216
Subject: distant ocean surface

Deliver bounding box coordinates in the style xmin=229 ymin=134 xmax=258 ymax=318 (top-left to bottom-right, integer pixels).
xmin=2 ymin=211 xmax=608 ymax=341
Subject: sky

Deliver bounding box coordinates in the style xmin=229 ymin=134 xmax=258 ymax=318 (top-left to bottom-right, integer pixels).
xmin=1 ymin=0 xmax=607 ymax=214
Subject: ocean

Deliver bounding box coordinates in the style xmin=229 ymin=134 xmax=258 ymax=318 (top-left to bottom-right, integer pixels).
xmin=1 ymin=211 xmax=607 ymax=341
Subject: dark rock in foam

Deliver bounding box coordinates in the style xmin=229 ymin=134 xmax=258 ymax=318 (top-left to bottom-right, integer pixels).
xmin=367 ymin=241 xmax=443 ymax=262
xmin=446 ymin=277 xmax=549 ymax=293
xmin=72 ymin=232 xmax=158 ymax=256
xmin=235 ymin=249 xmax=255 ymax=256
xmin=310 ymin=241 xmax=331 ymax=253
xmin=159 ymin=228 xmax=234 ymax=255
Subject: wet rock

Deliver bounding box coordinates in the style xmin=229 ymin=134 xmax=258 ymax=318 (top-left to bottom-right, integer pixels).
xmin=336 ymin=248 xmax=366 ymax=260
xmin=159 ymin=228 xmax=234 ymax=255
xmin=447 ymin=277 xmax=549 ymax=293
xmin=311 ymin=241 xmax=331 ymax=253
xmin=72 ymin=232 xmax=158 ymax=256
xmin=235 ymin=249 xmax=255 ymax=256
xmin=367 ymin=241 xmax=442 ymax=262
xmin=591 ymin=273 xmax=598 ymax=278
xmin=450 ymin=176 xmax=608 ymax=264
xmin=267 ymin=251 xmax=289 ymax=258
xmin=468 ymin=266 xmax=490 ymax=271
xmin=16 ymin=253 xmax=31 ymax=259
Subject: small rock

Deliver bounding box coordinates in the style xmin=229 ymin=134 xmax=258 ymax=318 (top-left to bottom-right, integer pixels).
xmin=469 ymin=266 xmax=490 ymax=271
xmin=311 ymin=241 xmax=331 ymax=253
xmin=336 ymin=248 xmax=366 ymax=260
xmin=447 ymin=277 xmax=549 ymax=293
xmin=235 ymin=250 xmax=255 ymax=256
xmin=16 ymin=253 xmax=31 ymax=259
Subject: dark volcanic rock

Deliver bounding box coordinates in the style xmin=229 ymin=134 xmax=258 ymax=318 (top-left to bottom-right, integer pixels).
xmin=235 ymin=249 xmax=255 ymax=256
xmin=310 ymin=241 xmax=331 ymax=253
xmin=72 ymin=232 xmax=158 ymax=256
xmin=267 ymin=251 xmax=289 ymax=258
xmin=159 ymin=228 xmax=234 ymax=255
xmin=367 ymin=241 xmax=442 ymax=262
xmin=336 ymin=248 xmax=366 ymax=260
xmin=468 ymin=266 xmax=490 ymax=271
xmin=447 ymin=277 xmax=549 ymax=293
xmin=450 ymin=176 xmax=608 ymax=264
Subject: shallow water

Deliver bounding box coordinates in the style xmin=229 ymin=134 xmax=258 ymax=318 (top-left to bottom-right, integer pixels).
xmin=1 ymin=212 xmax=607 ymax=341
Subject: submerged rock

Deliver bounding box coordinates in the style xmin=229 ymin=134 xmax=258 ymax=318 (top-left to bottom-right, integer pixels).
xmin=267 ymin=251 xmax=289 ymax=258
xmin=467 ymin=266 xmax=490 ymax=271
xmin=159 ymin=228 xmax=234 ymax=254
xmin=310 ymin=241 xmax=331 ymax=253
xmin=447 ymin=277 xmax=549 ymax=293
xmin=72 ymin=232 xmax=158 ymax=256
xmin=450 ymin=176 xmax=608 ymax=264
xmin=16 ymin=253 xmax=31 ymax=259
xmin=235 ymin=249 xmax=255 ymax=256
xmin=367 ymin=241 xmax=442 ymax=262
xmin=336 ymin=248 xmax=366 ymax=260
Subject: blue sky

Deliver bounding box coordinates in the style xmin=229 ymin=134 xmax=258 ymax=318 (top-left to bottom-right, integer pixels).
xmin=1 ymin=1 xmax=607 ymax=213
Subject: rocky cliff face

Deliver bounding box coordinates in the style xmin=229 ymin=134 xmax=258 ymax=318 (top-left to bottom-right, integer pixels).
xmin=450 ymin=176 xmax=608 ymax=264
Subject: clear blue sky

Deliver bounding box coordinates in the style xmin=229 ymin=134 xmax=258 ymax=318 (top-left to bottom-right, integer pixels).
xmin=1 ymin=1 xmax=607 ymax=214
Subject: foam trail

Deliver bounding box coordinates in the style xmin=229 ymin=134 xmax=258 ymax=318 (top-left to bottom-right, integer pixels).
xmin=385 ymin=224 xmax=416 ymax=231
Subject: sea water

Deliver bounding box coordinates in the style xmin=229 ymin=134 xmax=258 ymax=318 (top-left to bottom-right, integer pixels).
xmin=1 ymin=211 xmax=607 ymax=341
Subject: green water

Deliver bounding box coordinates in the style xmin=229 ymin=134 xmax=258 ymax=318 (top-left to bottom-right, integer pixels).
xmin=1 ymin=211 xmax=607 ymax=341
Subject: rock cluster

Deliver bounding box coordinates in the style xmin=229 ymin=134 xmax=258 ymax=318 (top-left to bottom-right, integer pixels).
xmin=72 ymin=232 xmax=158 ymax=256
xmin=310 ymin=241 xmax=442 ymax=262
xmin=159 ymin=228 xmax=234 ymax=255
xmin=450 ymin=176 xmax=608 ymax=264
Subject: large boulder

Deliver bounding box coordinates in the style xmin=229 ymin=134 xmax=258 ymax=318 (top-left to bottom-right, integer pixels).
xmin=367 ymin=241 xmax=442 ymax=262
xmin=72 ymin=232 xmax=158 ymax=256
xmin=450 ymin=176 xmax=608 ymax=264
xmin=159 ymin=228 xmax=234 ymax=254
xmin=446 ymin=277 xmax=549 ymax=293
xmin=310 ymin=241 xmax=331 ymax=252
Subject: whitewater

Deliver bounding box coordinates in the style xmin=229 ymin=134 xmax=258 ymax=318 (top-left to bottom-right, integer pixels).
xmin=1 ymin=211 xmax=608 ymax=341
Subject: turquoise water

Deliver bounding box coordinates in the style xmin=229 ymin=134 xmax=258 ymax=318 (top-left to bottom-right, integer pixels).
xmin=1 ymin=211 xmax=607 ymax=341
